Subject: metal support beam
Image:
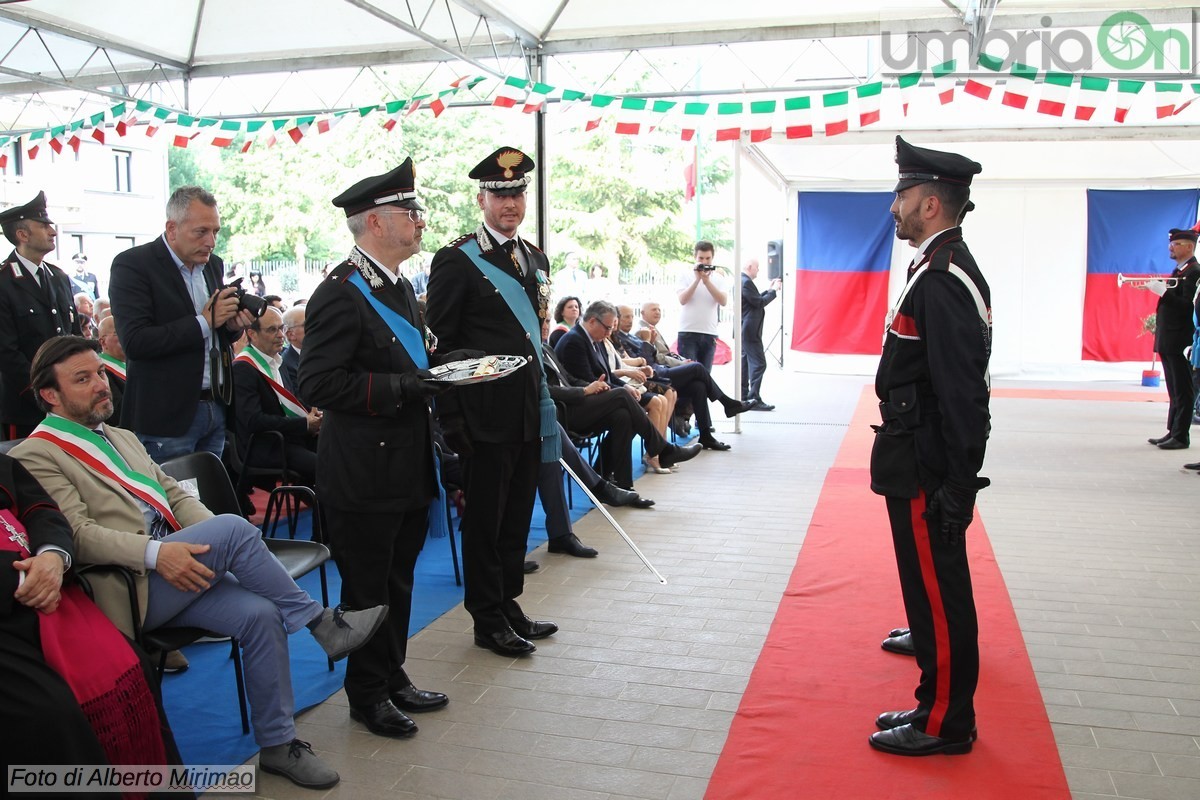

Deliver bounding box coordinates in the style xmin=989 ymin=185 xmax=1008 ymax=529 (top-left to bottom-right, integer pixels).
xmin=340 ymin=0 xmax=506 ymax=79
xmin=451 ymin=0 xmax=541 ymax=48
xmin=532 ymin=52 xmax=548 ymax=251
xmin=0 ymin=8 xmax=189 ymax=71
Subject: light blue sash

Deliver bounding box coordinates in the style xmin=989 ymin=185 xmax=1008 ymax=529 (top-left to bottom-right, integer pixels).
xmin=347 ymin=270 xmax=428 ymax=369
xmin=458 ymin=238 xmax=560 ymax=463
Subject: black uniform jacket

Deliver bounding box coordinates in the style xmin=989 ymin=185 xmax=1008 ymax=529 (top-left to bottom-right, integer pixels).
xmin=425 ymin=227 xmax=548 ymax=445
xmin=0 ymin=252 xmax=80 ymax=425
xmin=280 ymin=346 xmax=301 ymax=399
xmin=0 ymin=454 xmax=75 ymax=619
xmin=232 ymin=359 xmax=311 ymax=464
xmin=740 ymin=273 xmax=777 ymax=341
xmin=872 ymin=227 xmax=991 ymax=498
xmin=1154 ymin=257 xmax=1200 ymax=355
xmin=109 ymin=238 xmax=234 ymax=437
xmin=555 ymin=323 xmax=616 ymax=385
xmin=298 ymin=251 xmax=435 ymax=514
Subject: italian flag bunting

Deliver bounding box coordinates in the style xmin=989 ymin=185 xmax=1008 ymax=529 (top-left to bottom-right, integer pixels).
xmin=173 ymin=114 xmax=196 ymax=148
xmin=146 ymin=105 xmax=170 ymax=137
xmin=783 ymin=96 xmax=812 ymax=139
xmin=1001 ymin=62 xmax=1036 ymax=109
xmin=965 ymin=53 xmax=999 ymax=101
xmin=615 ymin=97 xmax=647 ymax=135
xmin=492 ymin=76 xmax=528 ymax=109
xmin=1036 ymin=72 xmax=1073 ymax=116
xmin=680 ymin=101 xmax=708 ymax=141
xmin=1074 ymin=75 xmax=1109 ymax=120
xmin=587 ymin=93 xmax=616 ymax=132
xmin=210 ymin=120 xmax=240 ymax=147
xmin=287 ymin=116 xmax=315 ymax=143
xmin=1171 ymin=82 xmax=1200 ymax=116
xmin=1113 ymin=79 xmax=1144 ymax=123
xmin=748 ymin=99 xmax=775 ymax=142
xmin=933 ymin=60 xmax=957 ymax=104
xmin=648 ymin=99 xmax=675 ymax=135
xmin=522 ymin=82 xmax=554 ymax=114
xmin=89 ymin=111 xmax=107 ymax=143
xmin=47 ymin=126 xmax=66 ymax=155
xmin=315 ymin=113 xmax=344 ymax=134
xmin=822 ymin=91 xmax=849 ymax=136
xmin=856 ymin=82 xmax=883 ymax=127
xmin=896 ymin=72 xmax=921 ymax=116
xmin=381 ymin=100 xmax=404 ymax=131
xmin=1154 ymin=82 xmax=1183 ymax=118
xmin=714 ymin=101 xmax=743 ymax=141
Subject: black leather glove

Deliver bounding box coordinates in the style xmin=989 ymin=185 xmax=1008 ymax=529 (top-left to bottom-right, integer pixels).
xmin=440 ymin=415 xmax=473 ymax=458
xmin=434 ymin=348 xmax=487 ymax=366
xmin=397 ymin=369 xmax=450 ymax=401
xmin=923 ymin=480 xmax=978 ymax=547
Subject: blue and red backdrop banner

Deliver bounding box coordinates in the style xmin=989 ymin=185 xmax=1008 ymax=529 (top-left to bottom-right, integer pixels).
xmin=793 ymin=192 xmax=895 ymax=355
xmin=1083 ymin=188 xmax=1200 ymax=362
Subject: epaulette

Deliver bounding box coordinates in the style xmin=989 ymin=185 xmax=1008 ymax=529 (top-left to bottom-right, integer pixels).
xmin=326 ymin=259 xmax=356 ymax=284
xmin=449 ymin=232 xmax=476 ymax=249
xmin=525 ymin=240 xmax=544 ymax=254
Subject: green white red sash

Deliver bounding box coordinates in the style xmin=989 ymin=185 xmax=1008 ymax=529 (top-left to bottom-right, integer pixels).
xmin=29 ymin=416 xmax=181 ymax=531
xmin=99 ymin=352 xmax=126 ymax=381
xmin=234 ymin=344 xmax=307 ymax=418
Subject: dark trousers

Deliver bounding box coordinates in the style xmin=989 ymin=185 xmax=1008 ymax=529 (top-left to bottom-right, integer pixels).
xmin=885 ymin=490 xmax=979 ymax=741
xmin=565 ymin=389 xmax=667 ymax=489
xmin=741 ymin=335 xmax=768 ymax=401
xmin=677 ymin=332 xmax=717 ymax=372
xmin=661 ymin=360 xmax=730 ymax=432
xmin=1160 ymin=350 xmax=1194 ymax=443
xmin=325 ymin=505 xmax=428 ymax=706
xmin=460 ymin=439 xmax=539 ymax=632
xmin=539 ymin=423 xmax=603 ymax=540
xmin=246 ymin=442 xmax=318 ymax=486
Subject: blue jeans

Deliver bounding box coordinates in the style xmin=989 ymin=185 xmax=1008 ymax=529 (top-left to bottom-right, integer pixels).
xmin=677 ymin=332 xmax=717 ymax=373
xmin=137 ymin=400 xmax=226 ymax=464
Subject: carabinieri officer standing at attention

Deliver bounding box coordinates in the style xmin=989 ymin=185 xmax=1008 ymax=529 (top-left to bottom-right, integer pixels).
xmin=869 ymin=136 xmax=991 ymax=757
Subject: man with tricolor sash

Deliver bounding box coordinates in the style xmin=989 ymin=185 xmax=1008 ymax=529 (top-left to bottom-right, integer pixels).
xmin=426 ymin=146 xmax=560 ymax=659
xmin=301 ymin=159 xmax=468 ymax=741
xmin=232 ymin=305 xmax=320 ymax=485
xmin=13 ymin=335 xmax=388 ymax=790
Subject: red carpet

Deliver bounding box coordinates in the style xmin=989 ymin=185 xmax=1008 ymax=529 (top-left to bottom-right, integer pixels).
xmin=706 ymin=388 xmax=1070 ymax=799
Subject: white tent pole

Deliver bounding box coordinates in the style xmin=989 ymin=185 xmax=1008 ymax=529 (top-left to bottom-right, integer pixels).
xmin=732 ymin=138 xmax=743 ymax=434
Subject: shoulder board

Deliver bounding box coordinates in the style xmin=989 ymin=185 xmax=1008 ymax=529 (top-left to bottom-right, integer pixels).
xmin=525 ymin=240 xmax=544 ymax=254
xmin=326 ymin=259 xmax=355 ymax=284
xmin=449 ymin=232 xmax=476 ymax=249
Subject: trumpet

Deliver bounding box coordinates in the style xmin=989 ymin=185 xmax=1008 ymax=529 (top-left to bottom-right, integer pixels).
xmin=1116 ymin=273 xmax=1179 ymax=289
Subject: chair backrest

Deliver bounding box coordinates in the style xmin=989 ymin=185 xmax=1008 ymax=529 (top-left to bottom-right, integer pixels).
xmin=0 ymin=437 xmax=25 ymax=455
xmin=160 ymin=451 xmax=242 ymax=517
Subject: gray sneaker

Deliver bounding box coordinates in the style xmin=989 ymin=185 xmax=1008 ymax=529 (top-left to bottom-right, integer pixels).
xmin=310 ymin=604 xmax=388 ymax=661
xmin=259 ymin=739 xmax=339 ymax=789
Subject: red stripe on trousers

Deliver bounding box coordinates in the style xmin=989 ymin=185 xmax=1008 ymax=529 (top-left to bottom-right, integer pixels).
xmin=909 ymin=490 xmax=953 ymax=736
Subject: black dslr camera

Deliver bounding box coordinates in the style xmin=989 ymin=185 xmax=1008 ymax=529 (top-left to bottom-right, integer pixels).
xmin=695 ymin=264 xmax=716 ymax=272
xmin=226 ymin=278 xmax=267 ymax=318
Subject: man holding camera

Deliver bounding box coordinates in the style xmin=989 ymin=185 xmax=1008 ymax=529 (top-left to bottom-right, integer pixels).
xmin=110 ymin=186 xmax=255 ymax=462
xmin=677 ymin=240 xmax=727 ymax=373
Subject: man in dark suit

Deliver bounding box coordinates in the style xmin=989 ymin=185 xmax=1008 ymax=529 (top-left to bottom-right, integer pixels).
xmin=741 ymin=258 xmax=781 ymax=410
xmin=1147 ymin=227 xmax=1200 ymax=450
xmin=280 ymin=305 xmax=305 ymax=396
xmin=97 ymin=315 xmax=127 ymax=424
xmin=300 ymin=160 xmax=460 ymax=739
xmin=551 ymin=302 xmax=700 ymax=488
xmin=232 ymin=306 xmax=320 ymax=485
xmin=109 ymin=186 xmax=255 ymax=463
xmin=0 ymin=191 xmax=82 ymax=439
xmin=426 ymin=147 xmax=559 ymax=659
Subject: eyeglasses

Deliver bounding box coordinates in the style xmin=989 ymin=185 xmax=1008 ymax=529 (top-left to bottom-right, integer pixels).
xmin=378 ymin=208 xmax=426 ymax=224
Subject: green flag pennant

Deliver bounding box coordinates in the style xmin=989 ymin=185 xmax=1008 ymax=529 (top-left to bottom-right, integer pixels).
xmin=897 ymin=72 xmax=922 ymax=89
xmin=932 ymin=60 xmax=956 ymax=77
xmin=683 ymin=102 xmax=709 ymax=115
xmin=652 ymin=99 xmax=676 ymax=113
xmin=197 ymin=118 xmax=218 ymax=128
xmin=1010 ymin=62 xmax=1037 ymax=81
xmin=784 ymin=96 xmax=811 ymax=111
xmin=176 ymin=114 xmax=196 ymax=128
xmin=590 ymin=94 xmax=615 ymax=108
xmin=384 ymin=100 xmax=404 ymax=114
xmin=562 ymin=89 xmax=586 ymax=102
xmin=620 ymin=97 xmax=648 ymax=111
xmin=1155 ymin=81 xmax=1183 ymax=93
xmin=467 ymin=76 xmax=486 ymax=89
xmin=856 ymin=82 xmax=883 ymax=99
xmin=245 ymin=120 xmax=265 ymax=133
xmin=1116 ymin=79 xmax=1145 ymax=95
xmin=504 ymin=76 xmax=530 ymax=90
xmin=530 ymin=82 xmax=554 ymax=96
xmin=28 ymin=129 xmax=45 ymax=141
xmin=110 ymin=102 xmax=126 ymax=117
xmin=135 ymin=99 xmax=153 ymax=113
xmin=977 ymin=53 xmax=1004 ymax=72
xmin=219 ymin=120 xmax=241 ymax=132
xmin=822 ymin=91 xmax=849 ymax=108
xmin=271 ymin=119 xmax=289 ymax=131
xmin=296 ymin=115 xmax=316 ymax=126
xmin=50 ymin=125 xmax=66 ymax=137
xmin=358 ymin=105 xmax=377 ymax=116
xmin=89 ymin=112 xmax=106 ymax=126
xmin=69 ymin=120 xmax=84 ymax=131
xmin=153 ymin=106 xmax=171 ymax=121
xmin=717 ymin=102 xmax=743 ymax=115
xmin=750 ymin=100 xmax=776 ymax=114
xmin=1080 ymin=75 xmax=1110 ymax=92
xmin=1044 ymin=72 xmax=1073 ymax=89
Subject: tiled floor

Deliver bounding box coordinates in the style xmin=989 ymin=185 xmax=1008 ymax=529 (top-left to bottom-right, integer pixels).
xmin=249 ymin=369 xmax=1200 ymax=800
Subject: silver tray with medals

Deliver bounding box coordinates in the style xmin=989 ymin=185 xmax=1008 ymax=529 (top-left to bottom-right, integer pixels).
xmin=426 ymin=355 xmax=528 ymax=385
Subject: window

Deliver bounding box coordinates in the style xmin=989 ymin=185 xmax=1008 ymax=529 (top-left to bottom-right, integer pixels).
xmin=114 ymin=149 xmax=132 ymax=192
xmin=116 ymin=236 xmax=135 ymax=251
xmin=3 ymin=141 xmax=23 ymax=177
xmin=70 ymin=234 xmax=83 ymax=255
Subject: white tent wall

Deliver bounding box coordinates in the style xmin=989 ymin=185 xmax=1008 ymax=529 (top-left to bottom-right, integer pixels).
xmin=768 ymin=136 xmax=1200 ymax=381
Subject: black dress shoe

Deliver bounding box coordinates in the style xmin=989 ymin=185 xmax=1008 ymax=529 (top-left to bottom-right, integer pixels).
xmin=868 ymin=723 xmax=972 ymax=756
xmin=699 ymin=436 xmax=731 ymax=451
xmin=593 ymin=481 xmax=642 ymax=507
xmin=877 ymin=709 xmax=979 ymax=741
xmin=548 ymin=533 xmax=598 ymax=558
xmin=1150 ymin=435 xmax=1172 ymax=445
xmin=349 ymin=699 xmax=418 ymax=738
xmin=722 ymin=398 xmax=756 ymax=418
xmin=391 ymin=684 xmax=449 ymax=713
xmin=506 ymin=614 xmax=558 ymax=640
xmin=474 ymin=627 xmax=536 ymax=657
xmin=750 ymin=400 xmax=775 ymax=411
xmin=1184 ymin=461 xmax=1200 ymax=470
xmin=881 ymin=632 xmax=915 ymax=656
xmin=888 ymin=626 xmax=910 ymax=638
xmin=629 ymin=495 xmax=655 ymax=509
xmin=659 ymin=442 xmax=701 ymax=468
xmin=1159 ymin=438 xmax=1189 ymax=450
xmin=523 ymin=560 xmax=539 ymax=574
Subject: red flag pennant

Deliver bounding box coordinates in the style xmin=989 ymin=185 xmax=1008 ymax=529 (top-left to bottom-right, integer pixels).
xmin=68 ymin=135 xmax=81 ymax=153
xmin=91 ymin=128 xmax=106 ymax=144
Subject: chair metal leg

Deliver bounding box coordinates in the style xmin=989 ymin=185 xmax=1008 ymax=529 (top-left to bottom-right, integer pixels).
xmin=445 ymin=492 xmax=462 ymax=587
xmin=229 ymin=638 xmax=250 ymax=735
